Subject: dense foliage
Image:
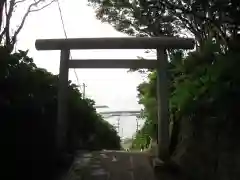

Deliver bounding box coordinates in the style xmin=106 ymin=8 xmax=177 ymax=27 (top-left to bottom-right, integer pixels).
xmin=0 ymin=47 xmax=120 ymax=180
xmin=89 ymin=0 xmax=239 ymax=47
xmin=88 ymin=0 xmax=240 ymax=150
xmin=88 ymin=1 xmax=240 ymax=179
xmin=131 ymin=40 xmax=240 ymax=148
xmin=0 ymin=2 xmax=122 ymax=179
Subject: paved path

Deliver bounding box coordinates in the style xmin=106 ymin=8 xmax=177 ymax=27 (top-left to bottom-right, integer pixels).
xmin=69 ymin=150 xmax=156 ymax=180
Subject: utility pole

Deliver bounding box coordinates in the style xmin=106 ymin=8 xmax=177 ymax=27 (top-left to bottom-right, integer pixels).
xmin=116 ymin=117 xmax=120 ymax=134
xmin=82 ymin=83 xmax=86 ymax=99
xmin=136 ymin=118 xmax=140 ymax=133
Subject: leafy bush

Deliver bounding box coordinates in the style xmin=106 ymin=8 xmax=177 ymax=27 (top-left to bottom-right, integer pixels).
xmin=0 ymin=47 xmax=120 ymax=180
xmin=133 ymin=40 xmax=240 ymax=179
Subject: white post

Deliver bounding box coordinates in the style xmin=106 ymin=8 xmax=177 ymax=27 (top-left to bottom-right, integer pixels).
xmin=57 ymin=49 xmax=70 ymax=153
xmin=82 ymin=83 xmax=86 ymax=99
xmin=156 ymin=48 xmax=169 ymax=161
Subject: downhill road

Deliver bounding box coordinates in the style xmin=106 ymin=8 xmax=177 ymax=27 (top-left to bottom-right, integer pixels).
xmin=69 ymin=150 xmax=156 ymax=180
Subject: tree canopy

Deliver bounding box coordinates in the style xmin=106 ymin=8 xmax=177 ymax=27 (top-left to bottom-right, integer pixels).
xmin=0 ymin=2 xmax=121 ymax=179
xmin=88 ymin=0 xmax=240 ymax=171
xmin=0 ymin=47 xmax=121 ymax=180
xmin=0 ymin=0 xmax=55 ymax=52
xmin=88 ymin=0 xmax=240 ymax=48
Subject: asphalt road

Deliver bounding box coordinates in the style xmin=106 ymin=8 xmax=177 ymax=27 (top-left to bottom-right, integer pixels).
xmin=69 ymin=150 xmax=156 ymax=180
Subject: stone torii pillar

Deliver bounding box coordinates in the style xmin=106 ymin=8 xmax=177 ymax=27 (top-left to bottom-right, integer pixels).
xmin=35 ymin=37 xmax=194 ymax=160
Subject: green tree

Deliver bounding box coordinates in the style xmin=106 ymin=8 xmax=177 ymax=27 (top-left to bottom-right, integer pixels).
xmin=0 ymin=47 xmax=121 ymax=180
xmin=88 ymin=0 xmax=240 ymax=151
xmin=88 ymin=0 xmax=240 ymax=48
xmin=88 ymin=0 xmax=240 ymax=178
xmin=0 ymin=0 xmax=55 ymax=52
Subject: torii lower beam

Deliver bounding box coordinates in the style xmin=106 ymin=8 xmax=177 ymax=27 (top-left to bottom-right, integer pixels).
xmin=69 ymin=59 xmax=157 ymax=69
xmin=35 ymin=37 xmax=195 ymax=161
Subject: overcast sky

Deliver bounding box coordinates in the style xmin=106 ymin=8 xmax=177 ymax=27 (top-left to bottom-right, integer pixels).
xmin=14 ymin=0 xmax=156 ymax=138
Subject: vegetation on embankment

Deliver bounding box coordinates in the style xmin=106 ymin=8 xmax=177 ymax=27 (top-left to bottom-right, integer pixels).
xmin=0 ymin=2 xmax=121 ymax=179
xmin=88 ymin=0 xmax=240 ymax=179
xmin=136 ymin=43 xmax=240 ymax=180
xmin=0 ymin=47 xmax=121 ymax=180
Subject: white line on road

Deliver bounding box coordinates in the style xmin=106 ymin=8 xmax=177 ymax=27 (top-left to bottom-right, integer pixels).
xmin=129 ymin=156 xmax=134 ymax=169
xmin=107 ymin=172 xmax=110 ymax=180
xmin=100 ymin=153 xmax=108 ymax=158
xmin=112 ymin=156 xmax=117 ymax=162
xmin=130 ymin=172 xmax=134 ymax=180
xmin=91 ymin=168 xmax=108 ymax=176
xmin=129 ymin=156 xmax=135 ymax=180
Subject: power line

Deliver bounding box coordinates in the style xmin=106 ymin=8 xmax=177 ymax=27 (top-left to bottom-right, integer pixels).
xmin=56 ymin=0 xmax=82 ymax=93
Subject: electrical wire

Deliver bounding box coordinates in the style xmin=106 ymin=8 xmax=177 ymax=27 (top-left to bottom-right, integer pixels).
xmin=56 ymin=0 xmax=82 ymax=92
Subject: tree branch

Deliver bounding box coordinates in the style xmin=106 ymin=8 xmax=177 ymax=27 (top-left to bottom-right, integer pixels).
xmin=11 ymin=0 xmax=56 ymax=48
xmin=30 ymin=0 xmax=56 ymax=12
xmin=15 ymin=0 xmax=27 ymax=5
xmin=0 ymin=0 xmax=6 ymax=31
xmin=5 ymin=0 xmax=16 ymax=47
xmin=159 ymin=0 xmax=230 ymax=45
xmin=0 ymin=0 xmax=6 ymax=43
xmin=162 ymin=0 xmax=234 ymax=25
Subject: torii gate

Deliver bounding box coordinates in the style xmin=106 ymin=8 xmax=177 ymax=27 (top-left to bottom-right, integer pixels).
xmin=98 ymin=110 xmax=142 ymax=135
xmin=35 ymin=37 xmax=194 ymax=161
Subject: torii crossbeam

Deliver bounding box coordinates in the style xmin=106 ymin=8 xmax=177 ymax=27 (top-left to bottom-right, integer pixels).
xmin=35 ymin=37 xmax=194 ymax=161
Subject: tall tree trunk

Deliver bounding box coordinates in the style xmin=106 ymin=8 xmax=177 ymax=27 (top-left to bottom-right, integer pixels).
xmin=169 ymin=119 xmax=180 ymax=155
xmin=0 ymin=0 xmax=6 ymax=30
xmin=0 ymin=0 xmax=6 ymax=45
